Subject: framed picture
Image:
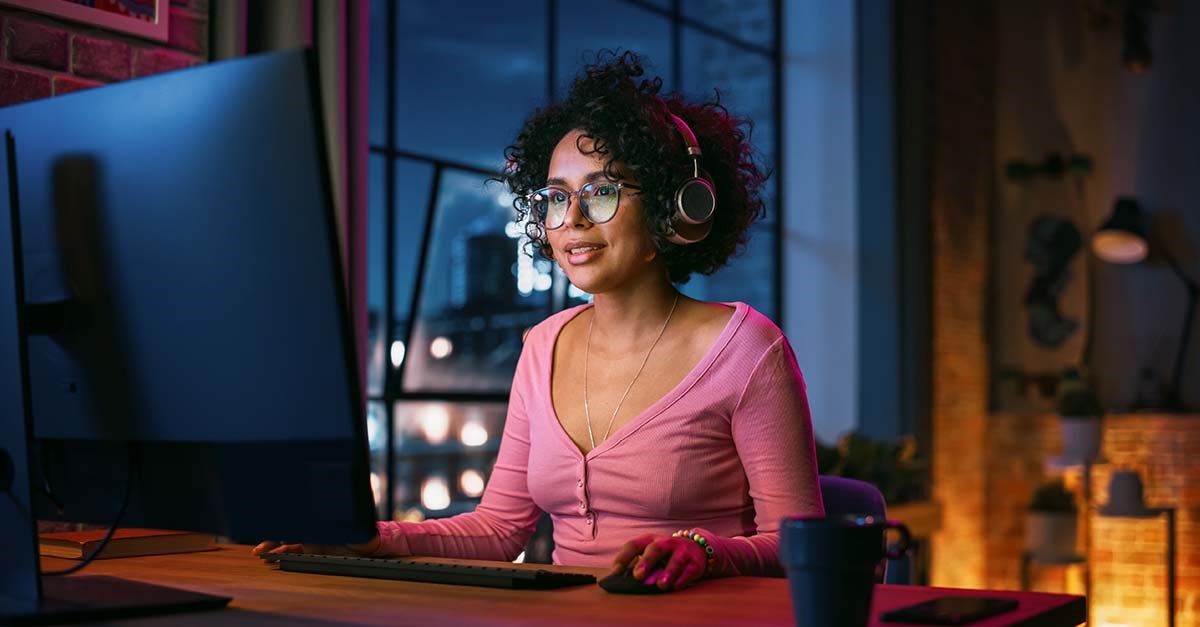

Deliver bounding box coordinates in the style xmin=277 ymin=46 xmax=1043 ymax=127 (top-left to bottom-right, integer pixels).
xmin=1 ymin=0 xmax=168 ymax=42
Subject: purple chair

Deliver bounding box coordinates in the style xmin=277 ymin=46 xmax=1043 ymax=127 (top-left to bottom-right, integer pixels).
xmin=819 ymin=475 xmax=887 ymax=521
xmin=818 ymin=475 xmax=909 ymax=583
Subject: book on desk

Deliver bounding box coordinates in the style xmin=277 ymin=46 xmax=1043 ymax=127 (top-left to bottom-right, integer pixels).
xmin=38 ymin=528 xmax=217 ymax=560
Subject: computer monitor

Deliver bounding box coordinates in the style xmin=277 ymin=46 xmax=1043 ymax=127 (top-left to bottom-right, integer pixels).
xmin=0 ymin=49 xmax=376 ymax=622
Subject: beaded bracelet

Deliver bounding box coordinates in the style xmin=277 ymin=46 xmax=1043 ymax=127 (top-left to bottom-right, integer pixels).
xmin=671 ymin=529 xmax=716 ymax=574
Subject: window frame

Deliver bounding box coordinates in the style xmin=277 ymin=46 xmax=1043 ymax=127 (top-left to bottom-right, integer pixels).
xmin=369 ymin=0 xmax=782 ymax=520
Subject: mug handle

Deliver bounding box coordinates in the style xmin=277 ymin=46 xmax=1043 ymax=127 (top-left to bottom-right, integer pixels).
xmin=884 ymin=519 xmax=911 ymax=560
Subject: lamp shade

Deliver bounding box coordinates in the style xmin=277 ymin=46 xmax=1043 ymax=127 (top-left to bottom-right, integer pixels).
xmin=1093 ymin=197 xmax=1149 ymax=264
xmin=1099 ymin=469 xmax=1157 ymax=518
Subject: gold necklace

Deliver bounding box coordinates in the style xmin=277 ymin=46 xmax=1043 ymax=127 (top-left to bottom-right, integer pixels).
xmin=583 ymin=293 xmax=680 ymax=452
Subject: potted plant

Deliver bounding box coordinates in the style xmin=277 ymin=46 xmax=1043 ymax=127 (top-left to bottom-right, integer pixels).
xmin=815 ymin=434 xmax=939 ymax=539
xmin=818 ymin=433 xmax=927 ymax=505
xmin=1054 ymin=368 xmax=1103 ymax=466
xmin=1025 ymin=479 xmax=1080 ymax=563
xmin=1060 ymin=365 xmax=1104 ymax=463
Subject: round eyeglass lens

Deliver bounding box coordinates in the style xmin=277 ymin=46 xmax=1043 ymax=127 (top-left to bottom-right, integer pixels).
xmin=582 ymin=183 xmax=619 ymax=223
xmin=536 ymin=188 xmax=569 ymax=228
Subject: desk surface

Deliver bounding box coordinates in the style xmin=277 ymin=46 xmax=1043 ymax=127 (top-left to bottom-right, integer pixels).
xmin=41 ymin=546 xmax=1085 ymax=626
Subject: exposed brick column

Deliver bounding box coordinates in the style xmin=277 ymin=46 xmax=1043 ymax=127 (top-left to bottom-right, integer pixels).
xmin=928 ymin=2 xmax=997 ymax=588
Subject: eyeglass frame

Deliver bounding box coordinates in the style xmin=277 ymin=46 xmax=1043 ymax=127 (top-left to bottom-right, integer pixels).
xmin=526 ymin=181 xmax=643 ymax=230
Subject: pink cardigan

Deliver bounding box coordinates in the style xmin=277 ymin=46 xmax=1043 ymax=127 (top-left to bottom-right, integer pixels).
xmin=374 ymin=301 xmax=824 ymax=576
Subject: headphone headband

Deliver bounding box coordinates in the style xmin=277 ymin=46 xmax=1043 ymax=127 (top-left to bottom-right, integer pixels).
xmin=669 ymin=113 xmax=703 ymax=157
xmin=663 ymin=111 xmax=715 ymax=244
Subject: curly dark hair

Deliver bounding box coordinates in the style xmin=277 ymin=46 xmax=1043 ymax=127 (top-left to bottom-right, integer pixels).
xmin=501 ymin=50 xmax=768 ymax=284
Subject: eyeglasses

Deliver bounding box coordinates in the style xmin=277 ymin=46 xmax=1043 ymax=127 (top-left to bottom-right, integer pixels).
xmin=528 ymin=181 xmax=642 ymax=230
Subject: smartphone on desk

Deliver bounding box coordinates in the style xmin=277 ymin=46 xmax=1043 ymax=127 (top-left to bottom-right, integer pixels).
xmin=879 ymin=596 xmax=1018 ymax=625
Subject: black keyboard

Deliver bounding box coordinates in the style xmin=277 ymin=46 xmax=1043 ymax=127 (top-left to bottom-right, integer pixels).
xmin=261 ymin=553 xmax=597 ymax=590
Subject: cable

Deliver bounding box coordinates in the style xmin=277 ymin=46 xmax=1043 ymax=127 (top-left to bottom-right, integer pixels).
xmin=40 ymin=446 xmax=137 ymax=576
xmin=0 ymin=446 xmax=64 ymax=527
xmin=39 ymin=441 xmax=66 ymax=515
xmin=3 ymin=487 xmax=33 ymax=524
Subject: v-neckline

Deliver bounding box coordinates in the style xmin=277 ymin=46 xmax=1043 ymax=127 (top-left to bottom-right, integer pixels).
xmin=544 ymin=301 xmax=747 ymax=460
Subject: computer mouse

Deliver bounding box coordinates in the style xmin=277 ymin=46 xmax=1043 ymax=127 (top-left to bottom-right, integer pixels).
xmin=598 ymin=567 xmax=670 ymax=594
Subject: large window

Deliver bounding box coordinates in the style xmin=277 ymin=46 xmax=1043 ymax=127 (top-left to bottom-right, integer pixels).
xmin=367 ymin=0 xmax=781 ymax=522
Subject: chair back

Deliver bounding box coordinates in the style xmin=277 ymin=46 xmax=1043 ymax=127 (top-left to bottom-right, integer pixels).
xmin=817 ymin=475 xmax=896 ymax=583
xmin=818 ymin=475 xmax=887 ymax=520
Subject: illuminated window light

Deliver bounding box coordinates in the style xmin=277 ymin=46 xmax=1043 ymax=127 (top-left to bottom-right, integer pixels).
xmin=533 ymin=274 xmax=552 ymax=291
xmin=421 ymin=476 xmax=451 ymax=511
xmin=419 ymin=405 xmax=451 ymax=445
xmin=369 ymin=472 xmax=383 ymax=506
xmin=460 ymin=421 xmax=489 ymax=447
xmin=429 ymin=336 xmax=453 ymax=359
xmin=516 ymin=237 xmax=535 ymax=296
xmin=366 ymin=404 xmax=383 ymax=451
xmin=390 ymin=341 xmax=406 ymax=368
xmin=398 ymin=507 xmax=425 ymax=522
xmin=459 ymin=469 xmax=485 ymax=498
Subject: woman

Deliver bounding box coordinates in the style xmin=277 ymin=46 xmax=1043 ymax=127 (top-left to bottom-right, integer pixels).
xmin=255 ymin=51 xmax=822 ymax=591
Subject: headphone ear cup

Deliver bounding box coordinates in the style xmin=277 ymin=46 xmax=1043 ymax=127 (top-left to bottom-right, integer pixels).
xmin=668 ymin=175 xmax=715 ymax=244
xmin=666 ymin=219 xmax=713 ymax=245
xmin=675 ymin=177 xmax=716 ymax=224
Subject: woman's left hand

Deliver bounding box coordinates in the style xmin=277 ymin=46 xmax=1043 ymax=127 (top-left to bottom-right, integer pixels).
xmin=608 ymin=533 xmax=709 ymax=591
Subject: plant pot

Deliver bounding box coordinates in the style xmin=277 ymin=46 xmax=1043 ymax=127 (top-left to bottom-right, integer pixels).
xmin=1025 ymin=511 xmax=1079 ymax=563
xmin=1053 ymin=414 xmax=1102 ymax=467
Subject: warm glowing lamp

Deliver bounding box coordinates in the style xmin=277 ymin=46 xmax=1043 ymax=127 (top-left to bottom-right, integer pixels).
xmin=1092 ymin=198 xmax=1149 ymax=264
xmin=1098 ymin=470 xmax=1176 ymax=627
xmin=1091 ymin=197 xmax=1197 ymax=409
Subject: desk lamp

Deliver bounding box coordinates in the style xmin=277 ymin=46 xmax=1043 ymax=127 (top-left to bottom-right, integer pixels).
xmin=1091 ymin=197 xmax=1197 ymax=409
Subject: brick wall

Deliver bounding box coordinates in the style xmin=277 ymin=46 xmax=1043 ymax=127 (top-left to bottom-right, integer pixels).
xmin=928 ymin=1 xmax=995 ymax=590
xmin=982 ymin=413 xmax=1059 ymax=590
xmin=927 ymin=2 xmax=1200 ymax=625
xmin=1091 ymin=416 xmax=1198 ymax=626
xmin=968 ymin=414 xmax=1200 ymax=626
xmin=1 ymin=0 xmax=208 ymax=107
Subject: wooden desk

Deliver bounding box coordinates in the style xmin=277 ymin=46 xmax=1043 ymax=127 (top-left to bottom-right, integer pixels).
xmin=40 ymin=546 xmax=1085 ymax=626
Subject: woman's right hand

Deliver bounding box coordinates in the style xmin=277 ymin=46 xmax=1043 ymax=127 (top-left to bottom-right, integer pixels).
xmin=251 ymin=533 xmax=380 ymax=560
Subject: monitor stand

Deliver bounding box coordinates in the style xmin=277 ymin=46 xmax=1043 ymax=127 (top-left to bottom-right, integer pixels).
xmin=0 ymin=131 xmax=231 ymax=625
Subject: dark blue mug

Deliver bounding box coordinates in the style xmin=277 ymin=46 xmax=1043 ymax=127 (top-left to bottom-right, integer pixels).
xmin=780 ymin=515 xmax=911 ymax=627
